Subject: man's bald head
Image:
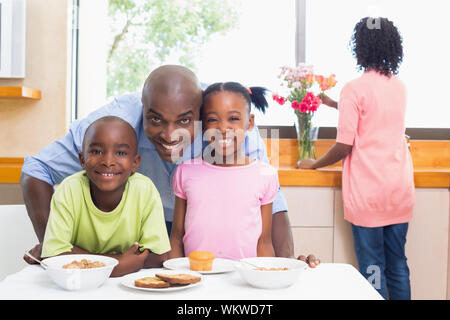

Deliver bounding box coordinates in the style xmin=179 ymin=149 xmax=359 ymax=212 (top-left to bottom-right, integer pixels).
xmin=142 ymin=65 xmax=202 ymax=107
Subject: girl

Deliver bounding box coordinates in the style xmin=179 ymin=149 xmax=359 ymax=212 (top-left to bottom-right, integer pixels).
xmin=298 ymin=17 xmax=415 ymax=300
xmin=169 ymin=82 xmax=278 ymax=260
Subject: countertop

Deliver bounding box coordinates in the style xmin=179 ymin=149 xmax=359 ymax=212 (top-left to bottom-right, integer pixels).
xmin=1 ymin=139 xmax=449 ymax=187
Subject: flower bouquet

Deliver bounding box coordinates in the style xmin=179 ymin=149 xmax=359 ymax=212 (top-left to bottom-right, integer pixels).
xmin=273 ymin=64 xmax=337 ymax=161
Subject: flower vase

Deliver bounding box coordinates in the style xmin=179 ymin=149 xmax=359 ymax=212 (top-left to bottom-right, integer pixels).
xmin=295 ymin=110 xmax=317 ymax=161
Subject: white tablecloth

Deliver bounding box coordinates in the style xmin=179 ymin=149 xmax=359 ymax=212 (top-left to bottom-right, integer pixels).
xmin=0 ymin=263 xmax=382 ymax=300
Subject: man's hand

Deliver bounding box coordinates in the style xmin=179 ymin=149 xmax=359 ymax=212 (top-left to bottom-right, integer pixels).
xmin=23 ymin=243 xmax=42 ymax=264
xmin=296 ymin=159 xmax=316 ymax=169
xmin=112 ymin=242 xmax=149 ymax=277
xmin=297 ymin=254 xmax=321 ymax=268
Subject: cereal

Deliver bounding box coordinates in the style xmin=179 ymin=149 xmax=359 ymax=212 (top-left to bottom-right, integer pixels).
xmin=62 ymin=259 xmax=106 ymax=269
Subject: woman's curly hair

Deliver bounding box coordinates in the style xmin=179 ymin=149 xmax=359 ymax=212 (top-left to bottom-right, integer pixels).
xmin=350 ymin=17 xmax=403 ymax=77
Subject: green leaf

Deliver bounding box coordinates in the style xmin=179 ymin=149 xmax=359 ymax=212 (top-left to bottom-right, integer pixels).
xmin=106 ymin=0 xmax=239 ymax=97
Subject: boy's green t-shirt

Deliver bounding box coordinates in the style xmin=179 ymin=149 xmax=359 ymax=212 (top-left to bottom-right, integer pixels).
xmin=42 ymin=171 xmax=170 ymax=257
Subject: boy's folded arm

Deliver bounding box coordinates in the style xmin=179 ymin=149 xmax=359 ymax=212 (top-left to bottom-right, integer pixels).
xmin=61 ymin=245 xmax=121 ymax=259
xmin=66 ymin=243 xmax=150 ymax=278
xmin=50 ymin=244 xmax=150 ymax=277
xmin=143 ymin=251 xmax=168 ymax=268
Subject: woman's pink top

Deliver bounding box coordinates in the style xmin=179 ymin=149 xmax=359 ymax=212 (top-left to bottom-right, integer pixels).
xmin=337 ymin=70 xmax=415 ymax=227
xmin=172 ymin=159 xmax=279 ymax=259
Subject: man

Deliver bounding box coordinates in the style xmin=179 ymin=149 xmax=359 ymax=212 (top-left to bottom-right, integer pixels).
xmin=22 ymin=65 xmax=305 ymax=265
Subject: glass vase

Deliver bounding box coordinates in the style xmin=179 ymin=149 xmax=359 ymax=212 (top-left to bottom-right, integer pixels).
xmin=295 ymin=110 xmax=317 ymax=161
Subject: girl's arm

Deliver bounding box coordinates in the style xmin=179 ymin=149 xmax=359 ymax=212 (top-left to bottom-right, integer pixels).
xmin=319 ymin=93 xmax=338 ymax=109
xmin=257 ymin=203 xmax=275 ymax=257
xmin=168 ymin=196 xmax=187 ymax=259
xmin=297 ymin=142 xmax=352 ymax=170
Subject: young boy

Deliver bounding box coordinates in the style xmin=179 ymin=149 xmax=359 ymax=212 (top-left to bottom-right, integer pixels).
xmin=41 ymin=116 xmax=170 ymax=277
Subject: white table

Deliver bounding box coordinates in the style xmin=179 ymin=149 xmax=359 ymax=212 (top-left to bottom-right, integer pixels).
xmin=0 ymin=263 xmax=382 ymax=300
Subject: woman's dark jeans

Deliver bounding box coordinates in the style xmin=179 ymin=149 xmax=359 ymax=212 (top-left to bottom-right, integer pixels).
xmin=351 ymin=223 xmax=411 ymax=300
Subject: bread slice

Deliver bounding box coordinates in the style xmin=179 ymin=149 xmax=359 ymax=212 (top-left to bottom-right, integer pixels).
xmin=155 ymin=273 xmax=201 ymax=285
xmin=134 ymin=276 xmax=170 ymax=288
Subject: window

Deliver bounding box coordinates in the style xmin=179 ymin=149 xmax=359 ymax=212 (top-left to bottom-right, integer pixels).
xmin=306 ymin=0 xmax=450 ymax=128
xmin=74 ymin=0 xmax=450 ymax=130
xmin=75 ymin=0 xmax=296 ymax=125
xmin=192 ymin=0 xmax=297 ymax=127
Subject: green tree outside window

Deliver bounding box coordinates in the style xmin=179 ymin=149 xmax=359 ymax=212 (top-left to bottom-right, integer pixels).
xmin=107 ymin=0 xmax=239 ymax=97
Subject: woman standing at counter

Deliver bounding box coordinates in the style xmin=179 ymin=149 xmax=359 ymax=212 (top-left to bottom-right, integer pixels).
xmin=297 ymin=17 xmax=415 ymax=300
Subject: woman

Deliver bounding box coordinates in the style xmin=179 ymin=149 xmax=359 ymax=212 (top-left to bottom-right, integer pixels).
xmin=298 ymin=17 xmax=415 ymax=300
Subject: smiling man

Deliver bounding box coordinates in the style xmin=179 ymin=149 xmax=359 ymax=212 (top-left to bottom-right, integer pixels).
xmin=21 ymin=65 xmax=296 ymax=265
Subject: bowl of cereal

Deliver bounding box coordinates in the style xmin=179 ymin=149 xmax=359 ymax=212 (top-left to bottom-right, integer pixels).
xmin=41 ymin=254 xmax=119 ymax=291
xmin=235 ymin=257 xmax=307 ymax=289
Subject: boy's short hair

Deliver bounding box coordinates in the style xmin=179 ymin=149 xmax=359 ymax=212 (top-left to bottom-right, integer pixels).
xmin=82 ymin=116 xmax=138 ymax=153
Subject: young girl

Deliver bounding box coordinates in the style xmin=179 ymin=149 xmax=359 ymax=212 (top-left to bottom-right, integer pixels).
xmin=169 ymin=82 xmax=278 ymax=260
xmin=298 ymin=17 xmax=415 ymax=300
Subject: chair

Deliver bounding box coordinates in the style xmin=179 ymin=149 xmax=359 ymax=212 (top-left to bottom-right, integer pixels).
xmin=0 ymin=205 xmax=38 ymax=280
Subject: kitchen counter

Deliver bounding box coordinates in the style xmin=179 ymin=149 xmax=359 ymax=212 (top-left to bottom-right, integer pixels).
xmin=265 ymin=139 xmax=450 ymax=188
xmin=1 ymin=139 xmax=449 ymax=187
xmin=277 ymin=166 xmax=450 ymax=187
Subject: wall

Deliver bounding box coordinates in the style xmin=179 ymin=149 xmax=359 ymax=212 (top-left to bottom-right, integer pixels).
xmin=0 ymin=0 xmax=71 ymax=157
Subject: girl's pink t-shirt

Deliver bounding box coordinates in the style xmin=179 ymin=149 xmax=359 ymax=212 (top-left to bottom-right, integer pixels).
xmin=172 ymin=158 xmax=279 ymax=259
xmin=337 ymin=70 xmax=415 ymax=227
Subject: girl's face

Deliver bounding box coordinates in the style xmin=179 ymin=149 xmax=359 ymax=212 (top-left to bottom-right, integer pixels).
xmin=202 ymin=91 xmax=255 ymax=161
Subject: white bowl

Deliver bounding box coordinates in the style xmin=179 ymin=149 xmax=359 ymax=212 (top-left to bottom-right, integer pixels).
xmin=236 ymin=257 xmax=307 ymax=289
xmin=41 ymin=254 xmax=119 ymax=291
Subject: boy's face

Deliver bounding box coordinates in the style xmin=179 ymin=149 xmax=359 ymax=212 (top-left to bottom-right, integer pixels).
xmin=202 ymin=91 xmax=254 ymax=159
xmin=79 ymin=120 xmax=141 ymax=193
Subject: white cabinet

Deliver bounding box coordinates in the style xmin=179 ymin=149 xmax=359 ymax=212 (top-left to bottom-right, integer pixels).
xmin=281 ymin=187 xmax=334 ymax=262
xmin=405 ymin=189 xmax=449 ymax=300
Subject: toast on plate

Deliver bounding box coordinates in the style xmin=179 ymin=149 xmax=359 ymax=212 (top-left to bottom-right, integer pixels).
xmin=155 ymin=273 xmax=201 ymax=285
xmin=134 ymin=276 xmax=170 ymax=288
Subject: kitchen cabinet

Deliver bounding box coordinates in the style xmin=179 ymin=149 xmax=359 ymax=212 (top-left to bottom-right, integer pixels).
xmin=283 ymin=186 xmax=450 ymax=300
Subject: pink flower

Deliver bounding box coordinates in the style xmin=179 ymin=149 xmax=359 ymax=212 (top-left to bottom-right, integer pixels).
xmin=299 ymin=102 xmax=308 ymax=113
xmin=272 ymin=93 xmax=286 ymax=105
xmin=298 ymin=93 xmax=322 ymax=113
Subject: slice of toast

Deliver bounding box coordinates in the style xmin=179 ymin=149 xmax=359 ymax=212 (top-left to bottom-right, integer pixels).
xmin=134 ymin=276 xmax=170 ymax=288
xmin=155 ymin=273 xmax=201 ymax=285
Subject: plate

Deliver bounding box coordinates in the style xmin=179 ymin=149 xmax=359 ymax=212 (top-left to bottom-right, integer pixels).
xmin=163 ymin=257 xmax=235 ymax=274
xmin=121 ymin=269 xmax=202 ymax=292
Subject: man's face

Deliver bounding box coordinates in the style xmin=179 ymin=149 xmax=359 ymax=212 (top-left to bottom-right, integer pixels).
xmin=79 ymin=120 xmax=141 ymax=193
xmin=142 ymin=89 xmax=202 ymax=163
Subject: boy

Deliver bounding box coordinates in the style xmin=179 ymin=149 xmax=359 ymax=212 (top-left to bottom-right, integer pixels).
xmin=41 ymin=116 xmax=170 ymax=277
